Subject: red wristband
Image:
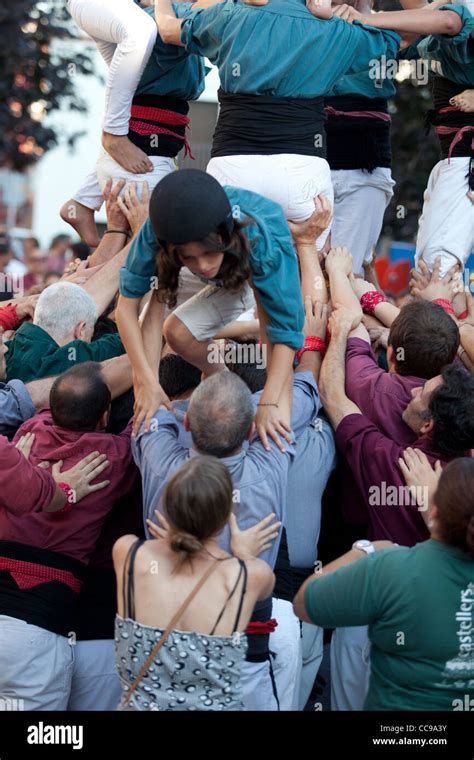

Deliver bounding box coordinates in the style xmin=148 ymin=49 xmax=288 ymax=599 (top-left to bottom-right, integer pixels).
xmin=295 ymin=335 xmax=327 ymax=364
xmin=0 ymin=303 xmax=20 ymax=332
xmin=360 ymin=291 xmax=387 ymax=316
xmin=433 ymin=298 xmax=455 ymax=316
xmin=54 ymin=482 xmax=76 ymax=514
xmin=457 ymin=309 xmax=468 ymax=321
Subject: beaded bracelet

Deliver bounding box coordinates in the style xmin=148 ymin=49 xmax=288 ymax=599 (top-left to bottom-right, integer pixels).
xmin=360 ymin=291 xmax=387 ymax=316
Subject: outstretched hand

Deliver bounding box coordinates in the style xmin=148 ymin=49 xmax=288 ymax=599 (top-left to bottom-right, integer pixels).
xmin=303 ymin=294 xmax=329 ymax=339
xmin=306 ymin=0 xmax=333 ymax=20
xmin=117 ymin=181 xmax=150 ymax=236
xmin=229 ymin=512 xmax=281 ymax=560
xmin=132 ymin=377 xmax=172 ymax=436
xmin=103 ymin=178 xmax=130 ymax=235
xmin=254 ymin=403 xmax=293 ymax=454
xmin=333 ymin=3 xmax=363 ymax=22
xmin=328 ymin=303 xmax=362 ymax=337
xmin=398 ymin=447 xmax=442 ymax=514
xmin=411 ymin=256 xmax=459 ymax=303
xmin=288 ymin=194 xmax=333 ymax=247
xmin=324 ymin=246 xmax=353 ymax=277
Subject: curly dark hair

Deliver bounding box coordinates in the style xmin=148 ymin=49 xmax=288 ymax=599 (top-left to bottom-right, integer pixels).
xmin=155 ymin=219 xmax=253 ymax=308
xmin=426 ymin=364 xmax=474 ymax=458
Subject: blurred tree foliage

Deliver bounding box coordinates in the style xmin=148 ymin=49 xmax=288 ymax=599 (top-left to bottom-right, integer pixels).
xmin=0 ymin=0 xmax=95 ymax=171
xmin=377 ymin=0 xmax=439 ymax=241
xmin=385 ymin=80 xmax=439 ymax=241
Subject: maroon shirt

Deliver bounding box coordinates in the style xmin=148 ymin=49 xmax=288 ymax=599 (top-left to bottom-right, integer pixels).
xmin=335 ymin=413 xmax=456 ymax=546
xmin=345 ymin=338 xmax=422 ymax=446
xmin=0 ymin=435 xmax=56 ymax=513
xmin=4 ymin=412 xmax=137 ymax=563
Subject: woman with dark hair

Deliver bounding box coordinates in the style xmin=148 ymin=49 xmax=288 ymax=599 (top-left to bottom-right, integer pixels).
xmin=294 ymin=456 xmax=474 ymax=710
xmin=115 ymin=169 xmax=325 ymax=450
xmin=113 ymin=456 xmax=277 ymax=711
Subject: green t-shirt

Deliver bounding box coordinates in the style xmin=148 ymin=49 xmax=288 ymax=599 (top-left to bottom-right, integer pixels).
xmin=304 ymin=540 xmax=474 ymax=710
xmin=6 ymin=323 xmax=124 ymax=383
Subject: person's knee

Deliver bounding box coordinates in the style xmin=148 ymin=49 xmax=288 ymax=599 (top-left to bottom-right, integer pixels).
xmin=163 ymin=315 xmax=191 ymax=354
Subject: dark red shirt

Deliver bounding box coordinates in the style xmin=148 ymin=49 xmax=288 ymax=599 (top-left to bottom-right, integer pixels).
xmin=5 ymin=412 xmax=137 ymax=563
xmin=0 ymin=434 xmax=56 ymax=513
xmin=335 ymin=413 xmax=457 ymax=546
xmin=345 ymin=337 xmax=422 ymax=446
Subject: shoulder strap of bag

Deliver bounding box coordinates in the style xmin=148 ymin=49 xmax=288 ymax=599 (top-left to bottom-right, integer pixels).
xmin=122 ymin=559 xmax=221 ymax=707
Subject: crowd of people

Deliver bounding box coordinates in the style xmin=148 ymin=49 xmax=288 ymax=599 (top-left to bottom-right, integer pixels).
xmin=0 ymin=0 xmax=473 ymax=712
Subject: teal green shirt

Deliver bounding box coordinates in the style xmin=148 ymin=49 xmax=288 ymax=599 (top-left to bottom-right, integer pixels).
xmin=304 ymin=540 xmax=474 ymax=711
xmin=119 ymin=186 xmax=304 ymax=350
xmin=6 ymin=323 xmax=125 ymax=383
xmin=135 ymin=4 xmax=207 ymax=100
xmin=180 ymin=0 xmax=400 ymax=97
xmin=401 ymin=5 xmax=474 ymax=86
xmin=326 ymin=69 xmax=396 ymax=100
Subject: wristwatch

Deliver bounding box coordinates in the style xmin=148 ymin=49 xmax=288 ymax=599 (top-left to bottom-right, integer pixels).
xmin=352 ymin=539 xmax=374 ymax=555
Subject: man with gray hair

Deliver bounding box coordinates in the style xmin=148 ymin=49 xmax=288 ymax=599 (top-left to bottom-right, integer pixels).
xmin=5 ymin=282 xmax=124 ymax=383
xmin=133 ymin=334 xmax=322 ymax=712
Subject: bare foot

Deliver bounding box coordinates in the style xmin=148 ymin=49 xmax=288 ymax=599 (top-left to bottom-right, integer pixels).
xmin=306 ymin=0 xmax=333 ymax=19
xmin=450 ymin=90 xmax=474 ymax=113
xmin=102 ymin=132 xmax=153 ymax=174
xmin=60 ymin=199 xmax=100 ymax=247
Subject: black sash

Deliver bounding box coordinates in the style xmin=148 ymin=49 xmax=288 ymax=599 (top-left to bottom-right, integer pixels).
xmin=212 ymin=88 xmax=327 ymax=158
xmin=325 ymin=95 xmax=391 ymax=172
xmin=0 ymin=540 xmax=86 ymax=637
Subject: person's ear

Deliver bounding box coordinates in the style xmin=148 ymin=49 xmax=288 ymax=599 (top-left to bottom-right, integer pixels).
xmin=246 ymin=421 xmax=256 ymax=442
xmin=73 ymin=321 xmax=86 ymax=341
xmin=420 ymin=416 xmax=434 ymax=437
xmin=184 ymin=412 xmax=190 ymax=432
xmin=97 ymin=406 xmax=110 ymax=430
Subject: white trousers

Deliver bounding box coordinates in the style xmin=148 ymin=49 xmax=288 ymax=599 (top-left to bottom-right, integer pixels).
xmin=0 ymin=615 xmax=73 ymax=710
xmin=416 ymin=157 xmax=474 ymax=277
xmin=207 ymin=154 xmax=334 ymax=249
xmin=74 ymin=154 xmax=176 ymax=211
xmin=240 ymin=660 xmax=279 ymax=711
xmin=330 ymin=625 xmax=370 ymax=711
xmin=331 ymin=168 xmax=395 ymax=274
xmin=298 ymin=622 xmax=324 ymax=711
xmin=67 ymin=0 xmax=157 ymax=135
xmin=67 ymin=639 xmax=122 ymax=711
xmin=269 ymin=598 xmax=302 ymax=711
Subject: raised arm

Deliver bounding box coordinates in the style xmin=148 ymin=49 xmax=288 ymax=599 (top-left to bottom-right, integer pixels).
xmin=350 ymin=276 xmax=400 ymax=328
xmin=319 ymin=307 xmax=362 ymax=430
xmin=154 ymin=0 xmax=184 ymax=45
xmin=115 ymin=292 xmax=170 ymax=435
xmin=288 ymin=195 xmax=332 ymax=306
xmin=295 ymin=297 xmax=329 ymax=384
xmin=340 ymin=6 xmax=463 ymax=35
xmin=325 ymin=247 xmax=370 ymax=342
